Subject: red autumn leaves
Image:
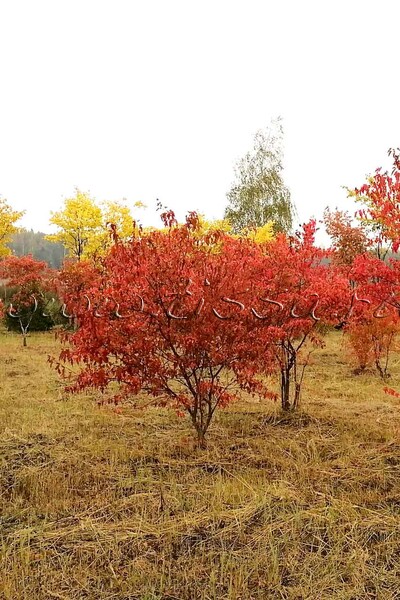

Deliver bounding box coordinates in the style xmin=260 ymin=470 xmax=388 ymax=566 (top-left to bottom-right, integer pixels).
xmin=56 ymin=215 xmax=353 ymax=445
xmin=0 ymin=255 xmax=56 ymax=345
xmin=5 ymin=150 xmax=400 ymax=445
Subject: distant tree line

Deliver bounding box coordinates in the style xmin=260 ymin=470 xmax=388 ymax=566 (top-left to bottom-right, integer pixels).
xmin=8 ymin=229 xmax=66 ymax=268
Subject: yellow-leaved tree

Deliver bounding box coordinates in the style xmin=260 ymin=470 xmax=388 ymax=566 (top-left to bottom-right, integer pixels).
xmin=88 ymin=199 xmax=145 ymax=255
xmin=47 ymin=190 xmax=102 ymax=261
xmin=47 ymin=190 xmax=145 ymax=261
xmin=0 ymin=198 xmax=25 ymax=257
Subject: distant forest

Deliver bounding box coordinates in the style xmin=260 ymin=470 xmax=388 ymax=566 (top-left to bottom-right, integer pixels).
xmin=8 ymin=229 xmax=66 ymax=269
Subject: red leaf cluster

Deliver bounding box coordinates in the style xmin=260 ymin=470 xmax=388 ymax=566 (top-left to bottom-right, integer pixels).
xmin=56 ymin=216 xmax=351 ymax=443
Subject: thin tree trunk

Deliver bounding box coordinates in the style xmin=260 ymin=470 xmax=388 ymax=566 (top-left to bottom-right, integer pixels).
xmin=281 ymin=369 xmax=291 ymax=411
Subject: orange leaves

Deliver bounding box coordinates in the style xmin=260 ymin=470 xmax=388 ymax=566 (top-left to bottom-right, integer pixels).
xmin=384 ymin=387 xmax=400 ymax=398
xmin=324 ymin=208 xmax=369 ymax=267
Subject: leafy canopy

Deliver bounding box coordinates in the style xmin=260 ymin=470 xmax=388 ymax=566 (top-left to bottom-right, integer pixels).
xmin=0 ymin=198 xmax=24 ymax=257
xmin=47 ymin=190 xmax=103 ymax=260
xmin=349 ymin=148 xmax=400 ymax=258
xmin=47 ymin=190 xmax=143 ymax=260
xmin=54 ymin=212 xmax=351 ymax=441
xmin=56 ymin=215 xmax=274 ymax=446
xmin=0 ymin=255 xmax=56 ymax=340
xmin=224 ymin=118 xmax=295 ymax=234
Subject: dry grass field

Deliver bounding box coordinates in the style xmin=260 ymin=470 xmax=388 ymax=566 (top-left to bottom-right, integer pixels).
xmin=1 ymin=329 xmax=400 ymax=599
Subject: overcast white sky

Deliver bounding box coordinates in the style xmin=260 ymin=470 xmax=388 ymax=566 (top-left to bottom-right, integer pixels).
xmin=1 ymin=0 xmax=399 ymax=237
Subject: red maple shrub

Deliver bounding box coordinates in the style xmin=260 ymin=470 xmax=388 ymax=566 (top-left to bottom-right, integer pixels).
xmin=55 ymin=258 xmax=102 ymax=329
xmin=250 ymin=220 xmax=350 ymax=410
xmin=323 ymin=192 xmax=400 ymax=382
xmin=350 ymin=151 xmax=400 ymax=392
xmin=343 ymin=252 xmax=400 ymax=380
xmin=346 ymin=314 xmax=400 ymax=379
xmin=55 ymin=213 xmax=354 ymax=441
xmin=351 ymin=147 xmax=400 ymax=257
xmin=0 ymin=255 xmax=55 ymax=345
xmin=57 ymin=215 xmax=276 ymax=446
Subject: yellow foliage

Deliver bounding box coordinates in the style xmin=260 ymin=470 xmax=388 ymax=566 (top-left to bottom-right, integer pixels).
xmin=137 ymin=214 xmax=274 ymax=255
xmin=154 ymin=214 xmax=274 ymax=255
xmin=195 ymin=215 xmax=232 ymax=236
xmin=89 ymin=200 xmax=143 ymax=255
xmin=47 ymin=190 xmax=103 ymax=260
xmin=189 ymin=215 xmax=233 ymax=253
xmin=0 ymin=198 xmax=24 ymax=257
xmin=241 ymin=221 xmax=275 ymax=244
xmin=47 ymin=191 xmax=145 ymax=260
